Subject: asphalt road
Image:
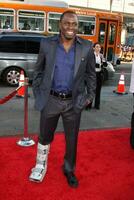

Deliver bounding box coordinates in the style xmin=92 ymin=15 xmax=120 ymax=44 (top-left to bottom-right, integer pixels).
xmin=0 ymin=61 xmax=133 ymax=137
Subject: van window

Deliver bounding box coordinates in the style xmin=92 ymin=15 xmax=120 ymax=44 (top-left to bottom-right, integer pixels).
xmin=25 ymin=37 xmax=41 ymax=54
xmin=0 ymin=36 xmax=26 ymax=53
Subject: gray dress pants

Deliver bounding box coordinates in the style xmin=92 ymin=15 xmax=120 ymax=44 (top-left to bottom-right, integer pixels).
xmin=39 ymin=94 xmax=81 ymax=172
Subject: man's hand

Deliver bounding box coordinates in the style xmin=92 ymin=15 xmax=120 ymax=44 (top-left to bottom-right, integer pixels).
xmin=85 ymin=99 xmax=91 ymax=105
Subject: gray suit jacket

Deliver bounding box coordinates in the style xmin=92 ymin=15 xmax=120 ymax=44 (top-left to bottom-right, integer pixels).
xmin=32 ymin=35 xmax=96 ymax=112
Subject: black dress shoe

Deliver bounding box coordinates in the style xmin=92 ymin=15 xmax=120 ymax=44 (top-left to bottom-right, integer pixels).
xmin=63 ymin=170 xmax=79 ymax=188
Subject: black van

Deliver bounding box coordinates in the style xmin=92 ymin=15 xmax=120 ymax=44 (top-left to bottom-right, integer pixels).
xmin=0 ymin=32 xmax=45 ymax=86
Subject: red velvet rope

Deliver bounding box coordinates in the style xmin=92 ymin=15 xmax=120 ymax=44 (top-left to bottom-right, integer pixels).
xmin=0 ymin=86 xmax=22 ymax=105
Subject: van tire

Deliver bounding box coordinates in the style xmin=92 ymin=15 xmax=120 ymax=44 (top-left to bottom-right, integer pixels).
xmin=2 ymin=67 xmax=21 ymax=86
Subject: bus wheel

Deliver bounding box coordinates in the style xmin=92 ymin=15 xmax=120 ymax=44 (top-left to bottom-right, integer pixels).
xmin=2 ymin=67 xmax=21 ymax=86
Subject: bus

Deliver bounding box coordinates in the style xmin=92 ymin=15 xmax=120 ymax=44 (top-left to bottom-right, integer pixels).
xmin=0 ymin=0 xmax=123 ymax=65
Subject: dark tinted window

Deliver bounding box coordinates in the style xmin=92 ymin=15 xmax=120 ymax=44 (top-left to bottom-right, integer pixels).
xmin=98 ymin=23 xmax=106 ymax=45
xmin=108 ymin=23 xmax=116 ymax=45
xmin=25 ymin=37 xmax=42 ymax=54
xmin=0 ymin=36 xmax=26 ymax=53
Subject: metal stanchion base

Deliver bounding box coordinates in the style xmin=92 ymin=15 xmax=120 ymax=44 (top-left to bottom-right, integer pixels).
xmin=17 ymin=137 xmax=35 ymax=147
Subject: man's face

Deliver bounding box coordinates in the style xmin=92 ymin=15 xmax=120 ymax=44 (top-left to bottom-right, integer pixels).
xmin=59 ymin=13 xmax=78 ymax=40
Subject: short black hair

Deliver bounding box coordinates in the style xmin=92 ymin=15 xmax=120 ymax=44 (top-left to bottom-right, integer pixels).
xmin=60 ymin=10 xmax=78 ymax=22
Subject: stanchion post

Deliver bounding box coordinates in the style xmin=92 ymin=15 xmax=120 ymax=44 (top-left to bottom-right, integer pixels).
xmin=24 ymin=77 xmax=28 ymax=138
xmin=17 ymin=77 xmax=35 ymax=147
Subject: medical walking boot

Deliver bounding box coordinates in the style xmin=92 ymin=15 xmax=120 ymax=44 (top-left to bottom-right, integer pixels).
xmin=29 ymin=143 xmax=50 ymax=182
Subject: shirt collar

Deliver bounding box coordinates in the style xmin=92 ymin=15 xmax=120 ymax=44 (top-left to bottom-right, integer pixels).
xmin=51 ymin=34 xmax=82 ymax=44
xmin=94 ymin=52 xmax=100 ymax=57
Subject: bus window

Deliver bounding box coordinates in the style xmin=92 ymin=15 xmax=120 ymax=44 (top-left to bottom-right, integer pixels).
xmin=109 ymin=23 xmax=116 ymax=45
xmin=0 ymin=9 xmax=14 ymax=30
xmin=78 ymin=16 xmax=95 ymax=35
xmin=48 ymin=13 xmax=61 ymax=33
xmin=98 ymin=23 xmax=106 ymax=45
xmin=18 ymin=10 xmax=45 ymax=32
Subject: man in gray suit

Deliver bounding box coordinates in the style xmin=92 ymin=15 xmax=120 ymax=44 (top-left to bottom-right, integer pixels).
xmin=29 ymin=10 xmax=96 ymax=188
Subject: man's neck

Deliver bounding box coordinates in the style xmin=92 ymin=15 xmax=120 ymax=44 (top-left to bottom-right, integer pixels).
xmin=60 ymin=37 xmax=75 ymax=53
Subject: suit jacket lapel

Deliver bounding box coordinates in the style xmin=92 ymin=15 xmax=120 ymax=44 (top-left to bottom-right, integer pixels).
xmin=48 ymin=39 xmax=58 ymax=81
xmin=74 ymin=41 xmax=82 ymax=78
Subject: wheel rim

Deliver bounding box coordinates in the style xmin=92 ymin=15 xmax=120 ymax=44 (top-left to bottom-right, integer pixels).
xmin=6 ymin=70 xmax=20 ymax=85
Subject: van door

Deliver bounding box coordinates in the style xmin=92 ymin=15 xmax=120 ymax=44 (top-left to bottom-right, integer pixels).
xmin=98 ymin=20 xmax=117 ymax=62
xmin=0 ymin=35 xmax=27 ymax=85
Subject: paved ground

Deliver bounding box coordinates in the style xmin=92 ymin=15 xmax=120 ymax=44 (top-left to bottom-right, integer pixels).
xmin=0 ymin=85 xmax=132 ymax=136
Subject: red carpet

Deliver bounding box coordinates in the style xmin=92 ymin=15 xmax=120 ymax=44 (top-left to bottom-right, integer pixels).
xmin=0 ymin=128 xmax=134 ymax=200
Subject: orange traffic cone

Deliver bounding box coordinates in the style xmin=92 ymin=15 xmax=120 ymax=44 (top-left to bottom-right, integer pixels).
xmin=113 ymin=72 xmax=127 ymax=94
xmin=16 ymin=70 xmax=25 ymax=98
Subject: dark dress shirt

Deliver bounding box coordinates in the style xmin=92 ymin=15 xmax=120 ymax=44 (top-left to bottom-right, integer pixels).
xmin=51 ymin=43 xmax=75 ymax=93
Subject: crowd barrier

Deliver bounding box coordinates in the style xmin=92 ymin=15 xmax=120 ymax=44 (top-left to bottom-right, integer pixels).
xmin=0 ymin=78 xmax=35 ymax=147
xmin=0 ymin=86 xmax=20 ymax=105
